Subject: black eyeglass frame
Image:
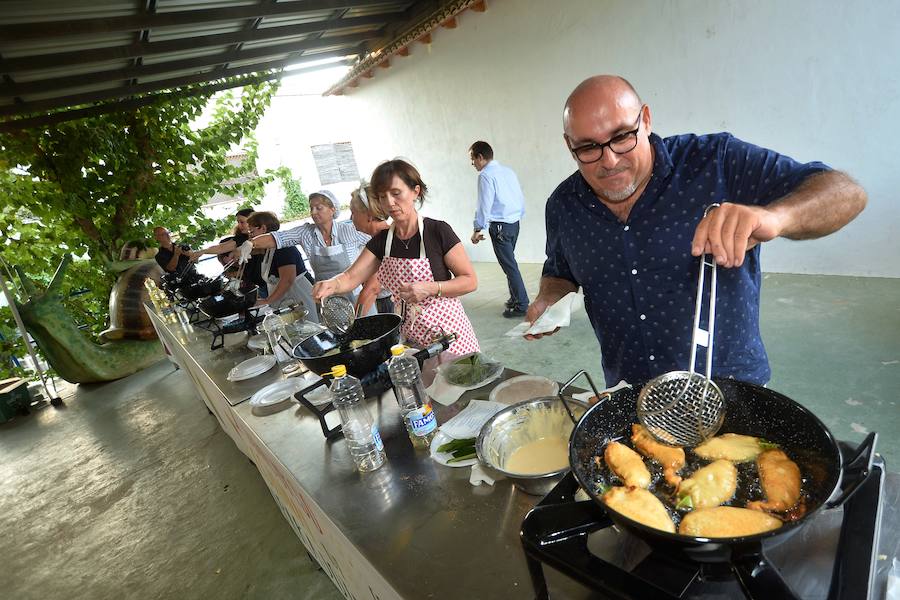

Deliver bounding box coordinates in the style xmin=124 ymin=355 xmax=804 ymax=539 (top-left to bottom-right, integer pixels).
xmin=566 ymin=105 xmax=646 ymax=164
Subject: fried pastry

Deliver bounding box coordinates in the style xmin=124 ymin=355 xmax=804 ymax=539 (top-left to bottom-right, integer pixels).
xmin=603 ymin=486 xmax=675 ymax=533
xmin=677 ymin=459 xmax=737 ymax=509
xmin=631 ymin=424 xmax=685 ymax=487
xmin=605 ymin=441 xmax=651 ymax=488
xmin=694 ymin=433 xmax=772 ymax=463
xmin=746 ymin=449 xmax=802 ymax=512
xmin=679 ymin=506 xmax=782 ymax=537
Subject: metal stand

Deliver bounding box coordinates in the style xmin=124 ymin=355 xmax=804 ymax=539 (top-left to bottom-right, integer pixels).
xmin=0 ymin=262 xmax=64 ymax=406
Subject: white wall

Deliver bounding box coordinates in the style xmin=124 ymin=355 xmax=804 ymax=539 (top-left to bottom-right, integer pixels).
xmin=256 ymin=70 xmax=360 ymax=216
xmin=312 ymin=0 xmax=900 ymax=278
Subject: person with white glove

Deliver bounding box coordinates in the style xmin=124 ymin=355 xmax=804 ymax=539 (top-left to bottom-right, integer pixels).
xmin=238 ymin=240 xmax=254 ymax=264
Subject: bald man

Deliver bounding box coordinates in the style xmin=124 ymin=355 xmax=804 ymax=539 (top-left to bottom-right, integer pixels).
xmin=152 ymin=226 xmax=193 ymax=274
xmin=527 ymin=75 xmax=866 ymax=386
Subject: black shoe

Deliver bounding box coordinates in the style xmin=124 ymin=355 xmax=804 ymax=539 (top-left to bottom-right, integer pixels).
xmin=503 ymin=307 xmax=527 ymax=319
xmin=505 ymin=299 xmax=515 ymax=309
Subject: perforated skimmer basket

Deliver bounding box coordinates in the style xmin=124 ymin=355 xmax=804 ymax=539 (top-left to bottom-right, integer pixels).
xmin=321 ymin=295 xmax=355 ymax=335
xmin=637 ymin=205 xmax=725 ymax=446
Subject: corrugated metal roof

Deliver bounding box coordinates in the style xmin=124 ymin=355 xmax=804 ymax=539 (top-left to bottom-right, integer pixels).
xmin=0 ymin=0 xmax=442 ymax=131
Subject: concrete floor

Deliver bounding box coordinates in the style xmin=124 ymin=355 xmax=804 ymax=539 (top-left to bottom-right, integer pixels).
xmin=1 ymin=262 xmax=898 ymax=599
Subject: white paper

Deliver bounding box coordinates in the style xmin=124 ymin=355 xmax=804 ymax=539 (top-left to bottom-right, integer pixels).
xmin=439 ymin=399 xmax=507 ymax=439
xmin=505 ymin=292 xmax=583 ymax=337
xmin=425 ymin=375 xmax=468 ymax=406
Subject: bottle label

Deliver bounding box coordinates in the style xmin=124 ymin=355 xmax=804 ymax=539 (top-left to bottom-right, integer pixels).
xmin=406 ymin=404 xmax=437 ymax=437
xmin=371 ymin=423 xmax=384 ymax=451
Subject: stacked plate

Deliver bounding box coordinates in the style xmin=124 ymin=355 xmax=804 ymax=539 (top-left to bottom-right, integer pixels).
xmin=249 ymin=378 xmax=306 ymax=416
xmin=227 ymin=355 xmax=277 ymax=382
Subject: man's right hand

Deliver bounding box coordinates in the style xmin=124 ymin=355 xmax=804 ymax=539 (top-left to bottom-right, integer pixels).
xmin=523 ymin=298 xmax=561 ymax=340
xmin=470 ymin=231 xmax=485 ymax=244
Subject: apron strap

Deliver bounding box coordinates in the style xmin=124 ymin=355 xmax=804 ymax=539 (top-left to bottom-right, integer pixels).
xmin=261 ymin=248 xmax=275 ymax=278
xmin=384 ymin=214 xmax=426 ymax=259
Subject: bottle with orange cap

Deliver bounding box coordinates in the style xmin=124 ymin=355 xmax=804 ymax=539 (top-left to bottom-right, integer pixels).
xmin=387 ymin=344 xmax=438 ymax=449
xmin=329 ymin=364 xmax=386 ymax=472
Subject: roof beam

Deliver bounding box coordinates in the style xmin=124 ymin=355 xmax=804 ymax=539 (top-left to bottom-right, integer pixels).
xmin=0 ymin=0 xmax=397 ymax=40
xmin=0 ymin=71 xmax=284 ymax=133
xmin=0 ymin=15 xmax=391 ymax=73
xmin=0 ymin=32 xmax=375 ymax=98
xmin=0 ymin=53 xmax=358 ymax=118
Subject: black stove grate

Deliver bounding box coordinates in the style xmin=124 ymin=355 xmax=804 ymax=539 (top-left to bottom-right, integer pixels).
xmin=521 ymin=443 xmax=885 ymax=600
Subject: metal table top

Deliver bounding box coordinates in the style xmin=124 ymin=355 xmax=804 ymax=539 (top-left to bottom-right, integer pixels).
xmin=170 ymin=317 xmax=900 ymax=599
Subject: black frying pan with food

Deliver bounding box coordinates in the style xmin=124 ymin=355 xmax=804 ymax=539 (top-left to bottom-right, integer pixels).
xmin=569 ymin=379 xmax=877 ymax=597
xmin=292 ymin=313 xmax=401 ymax=378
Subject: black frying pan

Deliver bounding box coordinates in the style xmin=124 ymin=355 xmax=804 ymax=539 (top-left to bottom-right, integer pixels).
xmin=292 ymin=313 xmax=401 ymax=378
xmin=569 ymin=379 xmax=877 ymax=597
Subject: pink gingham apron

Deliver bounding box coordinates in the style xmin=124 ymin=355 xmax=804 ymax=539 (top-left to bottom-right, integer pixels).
xmin=377 ymin=215 xmax=479 ymax=355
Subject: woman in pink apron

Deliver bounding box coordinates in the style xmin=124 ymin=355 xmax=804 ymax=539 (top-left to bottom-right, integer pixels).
xmin=311 ymin=159 xmax=480 ymax=360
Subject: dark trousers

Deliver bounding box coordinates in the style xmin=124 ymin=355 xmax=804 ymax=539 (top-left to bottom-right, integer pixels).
xmin=488 ymin=221 xmax=529 ymax=310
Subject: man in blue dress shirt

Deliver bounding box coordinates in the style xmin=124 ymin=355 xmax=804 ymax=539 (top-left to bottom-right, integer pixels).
xmin=469 ymin=141 xmax=530 ymax=318
xmin=526 ymin=75 xmax=866 ymax=386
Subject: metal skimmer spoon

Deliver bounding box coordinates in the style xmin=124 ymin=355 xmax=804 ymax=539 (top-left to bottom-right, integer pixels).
xmin=637 ymin=205 xmax=725 ymax=447
xmin=321 ymin=295 xmax=356 ymax=336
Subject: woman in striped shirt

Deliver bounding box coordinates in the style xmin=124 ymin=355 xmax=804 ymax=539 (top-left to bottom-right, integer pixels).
xmin=247 ymin=190 xmax=370 ymax=305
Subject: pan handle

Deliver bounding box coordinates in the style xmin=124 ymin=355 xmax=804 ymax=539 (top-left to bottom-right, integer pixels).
xmin=826 ymin=431 xmax=878 ymax=509
xmin=732 ymin=553 xmax=797 ymax=599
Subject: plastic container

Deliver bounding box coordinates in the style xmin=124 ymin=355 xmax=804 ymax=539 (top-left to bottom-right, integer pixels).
xmin=330 ymin=365 xmax=386 ymax=472
xmin=387 ymin=345 xmax=437 ymax=449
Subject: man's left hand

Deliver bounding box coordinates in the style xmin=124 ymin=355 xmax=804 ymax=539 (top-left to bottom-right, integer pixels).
xmin=471 ymin=231 xmax=485 ymax=244
xmin=691 ymin=202 xmax=784 ymax=268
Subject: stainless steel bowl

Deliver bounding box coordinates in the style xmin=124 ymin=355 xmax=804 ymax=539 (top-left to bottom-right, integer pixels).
xmin=475 ymin=396 xmax=589 ymax=496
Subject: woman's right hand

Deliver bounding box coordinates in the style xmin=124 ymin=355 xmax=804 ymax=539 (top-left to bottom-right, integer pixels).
xmin=312 ymin=278 xmax=339 ymax=303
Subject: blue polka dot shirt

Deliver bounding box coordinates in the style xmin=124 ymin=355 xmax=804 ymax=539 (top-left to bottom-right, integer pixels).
xmin=543 ymin=132 xmax=831 ymax=386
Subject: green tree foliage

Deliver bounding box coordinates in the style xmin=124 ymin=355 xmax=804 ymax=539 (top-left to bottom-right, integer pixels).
xmin=0 ymin=79 xmax=280 ymax=379
xmin=278 ymin=167 xmax=309 ymax=220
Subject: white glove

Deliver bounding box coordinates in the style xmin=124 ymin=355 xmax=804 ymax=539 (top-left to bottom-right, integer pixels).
xmin=238 ymin=240 xmax=254 ymax=264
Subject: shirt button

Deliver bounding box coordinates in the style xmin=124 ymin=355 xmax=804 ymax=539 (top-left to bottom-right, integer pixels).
xmin=649 ymin=355 xmax=655 ymax=361
xmin=640 ymin=314 xmax=646 ymax=320
xmin=631 ymin=269 xmax=638 ymax=275
xmin=624 ymin=225 xmax=630 ymax=231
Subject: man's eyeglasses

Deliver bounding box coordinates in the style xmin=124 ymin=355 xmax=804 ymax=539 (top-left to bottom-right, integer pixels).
xmin=567 ymin=105 xmax=645 ymax=164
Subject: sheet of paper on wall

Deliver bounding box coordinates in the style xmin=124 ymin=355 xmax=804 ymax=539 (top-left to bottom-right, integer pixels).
xmin=504 ymin=291 xmax=583 ymax=337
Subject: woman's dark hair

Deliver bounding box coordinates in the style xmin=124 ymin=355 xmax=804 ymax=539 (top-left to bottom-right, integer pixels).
xmin=369 ymin=159 xmax=427 ymax=219
xmin=247 ymin=211 xmax=281 ymax=232
xmin=235 ymin=207 xmax=255 ymax=218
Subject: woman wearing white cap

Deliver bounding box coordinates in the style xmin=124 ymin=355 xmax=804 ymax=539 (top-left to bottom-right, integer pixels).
xmin=243 ymin=189 xmax=371 ymax=306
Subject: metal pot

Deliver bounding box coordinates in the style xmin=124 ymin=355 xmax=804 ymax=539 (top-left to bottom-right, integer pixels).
xmin=568 ymin=378 xmax=877 ymax=597
xmin=477 ymin=396 xmax=589 ymax=496
xmin=291 ymin=313 xmax=401 ymax=378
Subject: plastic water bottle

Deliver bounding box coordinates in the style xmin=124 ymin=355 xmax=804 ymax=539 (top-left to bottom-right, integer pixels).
xmin=387 ymin=345 xmax=437 ymax=449
xmin=330 ymin=365 xmax=386 ymax=472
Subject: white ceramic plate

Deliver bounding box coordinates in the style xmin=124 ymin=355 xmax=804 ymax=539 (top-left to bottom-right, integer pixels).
xmin=227 ymin=355 xmax=277 ymax=382
xmin=429 ymin=430 xmax=478 ymax=468
xmin=250 ymin=378 xmax=306 ymax=416
xmin=247 ymin=333 xmax=268 ymax=352
xmin=488 ymin=375 xmax=560 ymax=405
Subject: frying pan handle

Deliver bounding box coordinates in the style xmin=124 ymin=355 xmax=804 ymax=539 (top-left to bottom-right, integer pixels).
xmin=557 ymin=370 xmax=602 ymax=424
xmin=826 ymin=431 xmax=878 ymax=509
xmin=732 ymin=553 xmax=797 ymax=599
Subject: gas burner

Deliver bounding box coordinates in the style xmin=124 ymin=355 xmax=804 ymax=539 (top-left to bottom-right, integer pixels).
xmin=520 ymin=442 xmax=886 ymax=599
